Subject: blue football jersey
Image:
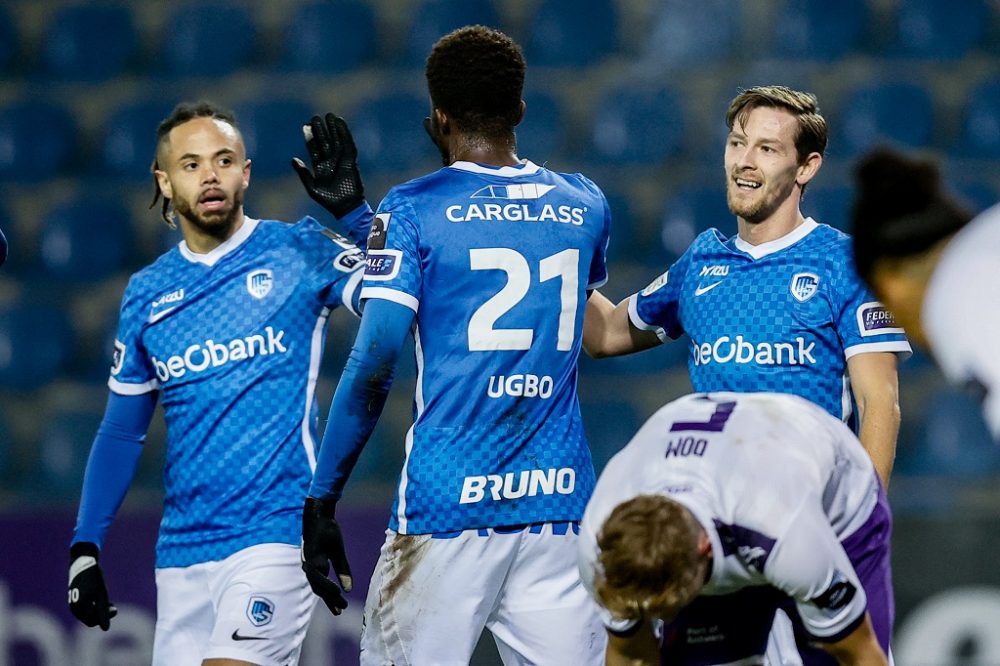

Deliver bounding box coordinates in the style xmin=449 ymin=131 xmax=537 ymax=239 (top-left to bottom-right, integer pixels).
xmin=361 ymin=160 xmax=611 ymax=534
xmin=109 ymin=216 xmax=364 ymax=567
xmin=630 ymin=219 xmax=911 ymax=420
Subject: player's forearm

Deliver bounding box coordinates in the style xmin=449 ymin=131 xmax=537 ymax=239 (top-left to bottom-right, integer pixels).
xmin=822 ymin=615 xmax=888 ymax=665
xmin=73 ymin=391 xmax=156 ymax=548
xmin=336 ymin=202 xmax=374 ymax=249
xmin=856 ymin=392 xmax=900 ymax=488
xmin=584 ymin=292 xmax=659 ymax=358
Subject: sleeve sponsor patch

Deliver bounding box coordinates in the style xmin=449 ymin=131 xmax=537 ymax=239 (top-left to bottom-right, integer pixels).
xmin=367 ymin=213 xmax=390 ymax=251
xmin=856 ymin=302 xmax=905 ymax=337
xmin=111 ymin=340 xmax=126 ymax=376
xmin=333 ymin=247 xmax=365 ymax=272
xmin=810 ymin=570 xmax=857 ymax=613
xmin=365 ymin=249 xmax=402 ymax=281
xmin=640 ymin=271 xmax=669 ymax=296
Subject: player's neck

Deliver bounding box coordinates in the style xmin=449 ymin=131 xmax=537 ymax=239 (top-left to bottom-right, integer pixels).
xmin=181 ymin=211 xmax=246 ymax=254
xmin=736 ymin=205 xmax=805 ymax=247
xmin=449 ymin=132 xmax=520 ymax=167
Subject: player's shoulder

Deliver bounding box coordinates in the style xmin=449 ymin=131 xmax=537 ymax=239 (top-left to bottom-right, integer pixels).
xmin=802 ymin=220 xmax=853 ymax=254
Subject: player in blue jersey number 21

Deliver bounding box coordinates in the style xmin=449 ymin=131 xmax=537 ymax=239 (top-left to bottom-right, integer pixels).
xmin=67 ymin=101 xmax=371 ymax=665
xmin=301 ymin=25 xmax=611 ymax=665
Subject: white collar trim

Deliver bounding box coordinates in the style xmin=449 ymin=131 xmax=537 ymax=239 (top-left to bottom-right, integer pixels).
xmin=448 ymin=160 xmax=541 ymax=177
xmin=732 ymin=217 xmax=818 ymax=259
xmin=179 ymin=216 xmax=259 ymax=267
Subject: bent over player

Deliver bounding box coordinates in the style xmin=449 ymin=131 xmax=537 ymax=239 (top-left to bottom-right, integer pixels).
xmin=68 ymin=101 xmax=369 ymax=666
xmin=579 ymin=392 xmax=892 ymax=665
xmin=301 ymin=26 xmax=609 ymax=665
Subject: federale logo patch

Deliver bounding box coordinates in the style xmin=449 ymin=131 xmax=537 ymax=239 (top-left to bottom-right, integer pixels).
xmin=641 ymin=271 xmax=669 ymax=296
xmin=790 ymin=272 xmax=820 ymax=302
xmin=365 ymin=249 xmax=402 ymax=281
xmin=246 ymin=269 xmax=273 ymax=299
xmin=368 ymin=213 xmax=390 ymax=251
xmin=856 ymin=302 xmax=905 ymax=337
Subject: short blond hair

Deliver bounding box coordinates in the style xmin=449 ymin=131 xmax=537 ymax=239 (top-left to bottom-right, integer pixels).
xmin=726 ymin=85 xmax=828 ymax=163
xmin=595 ymin=495 xmax=705 ymax=623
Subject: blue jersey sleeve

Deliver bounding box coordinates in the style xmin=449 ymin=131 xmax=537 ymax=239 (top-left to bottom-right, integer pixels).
xmin=628 ymin=247 xmax=694 ymax=341
xmin=360 ymin=192 xmax=423 ymax=313
xmin=108 ymin=277 xmax=159 ymax=395
xmin=336 ymin=201 xmax=375 ymax=249
xmin=72 ymin=391 xmax=157 ymax=549
xmin=294 ymin=216 xmax=366 ymax=315
xmin=309 ymin=298 xmax=415 ymax=500
xmin=833 ymin=265 xmax=911 ymax=359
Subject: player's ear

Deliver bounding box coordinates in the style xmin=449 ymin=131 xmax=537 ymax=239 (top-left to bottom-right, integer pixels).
xmin=242 ymin=158 xmax=252 ymax=189
xmin=154 ymin=168 xmax=172 ymax=199
xmin=514 ymin=100 xmax=526 ymax=127
xmin=796 ymin=152 xmax=822 ymax=187
xmin=697 ymin=529 xmax=712 ymax=557
xmin=434 ymin=109 xmax=450 ymax=136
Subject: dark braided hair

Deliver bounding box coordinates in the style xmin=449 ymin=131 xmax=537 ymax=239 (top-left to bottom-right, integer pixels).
xmin=425 ymin=25 xmax=525 ymax=140
xmin=149 ymin=101 xmax=239 ymax=228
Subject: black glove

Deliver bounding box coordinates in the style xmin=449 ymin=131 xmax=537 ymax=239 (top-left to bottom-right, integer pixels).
xmin=68 ymin=542 xmax=117 ymax=631
xmin=292 ymin=113 xmax=365 ymax=219
xmin=301 ymin=496 xmax=353 ymax=616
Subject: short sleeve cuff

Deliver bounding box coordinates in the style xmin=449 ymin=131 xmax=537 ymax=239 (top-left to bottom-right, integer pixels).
xmin=844 ymin=341 xmax=912 ymax=360
xmin=628 ymin=294 xmax=667 ymax=342
xmin=108 ymin=377 xmax=159 ymax=395
xmin=360 ymin=286 xmax=419 ymax=313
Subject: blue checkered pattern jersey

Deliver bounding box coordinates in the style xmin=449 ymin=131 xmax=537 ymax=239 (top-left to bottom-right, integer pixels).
xmin=630 ymin=219 xmax=911 ymax=420
xmin=362 ymin=160 xmax=611 ymax=534
xmin=109 ymin=216 xmax=364 ymax=567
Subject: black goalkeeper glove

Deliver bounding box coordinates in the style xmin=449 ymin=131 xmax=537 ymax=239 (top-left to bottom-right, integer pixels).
xmin=68 ymin=542 xmax=117 ymax=631
xmin=292 ymin=113 xmax=365 ymax=220
xmin=301 ymin=496 xmax=353 ymax=616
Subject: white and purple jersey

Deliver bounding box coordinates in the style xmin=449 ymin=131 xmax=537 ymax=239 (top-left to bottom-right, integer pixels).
xmin=580 ymin=392 xmax=882 ymax=645
xmin=109 ymin=216 xmax=364 ymax=567
xmin=361 ymin=160 xmax=611 ymax=533
xmin=630 ymin=219 xmax=911 ymax=420
xmin=925 ymin=203 xmax=1000 ymax=438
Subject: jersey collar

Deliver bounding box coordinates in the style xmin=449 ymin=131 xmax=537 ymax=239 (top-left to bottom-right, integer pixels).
xmin=178 ymin=216 xmax=259 ymax=267
xmin=448 ymin=160 xmax=541 ymax=177
xmin=732 ymin=217 xmax=818 ymax=260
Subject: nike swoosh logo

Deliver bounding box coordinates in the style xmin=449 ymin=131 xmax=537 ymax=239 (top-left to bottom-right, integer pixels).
xmin=232 ymin=630 xmax=266 ymax=641
xmin=147 ymin=306 xmax=178 ymax=324
xmin=694 ymin=281 xmax=723 ymax=296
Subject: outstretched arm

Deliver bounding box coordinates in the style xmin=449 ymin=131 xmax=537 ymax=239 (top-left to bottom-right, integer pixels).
xmin=583 ymin=290 xmax=661 ymax=358
xmin=822 ymin=614 xmax=888 ymax=666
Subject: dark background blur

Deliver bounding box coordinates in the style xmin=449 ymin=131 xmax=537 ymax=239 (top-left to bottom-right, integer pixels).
xmin=1 ymin=1 xmax=999 ymax=664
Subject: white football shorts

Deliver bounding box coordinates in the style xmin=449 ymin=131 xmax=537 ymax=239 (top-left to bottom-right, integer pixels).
xmin=152 ymin=542 xmax=317 ymax=666
xmin=360 ymin=522 xmax=606 ymax=666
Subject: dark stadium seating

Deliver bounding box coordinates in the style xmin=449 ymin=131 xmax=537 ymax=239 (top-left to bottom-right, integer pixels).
xmin=801 ymin=185 xmax=853 ymax=232
xmin=525 ymin=0 xmax=618 ymax=67
xmin=769 ymin=0 xmax=868 ymax=62
xmin=517 ymin=90 xmax=566 ymax=164
xmin=0 ymin=99 xmax=77 ymax=182
xmin=401 ymin=0 xmax=501 ymax=67
xmin=99 ymin=99 xmax=177 ymax=179
xmin=349 ymin=91 xmax=436 ymax=173
xmin=42 ymin=4 xmax=136 ymax=81
xmin=0 ymin=301 xmax=74 ymax=390
xmin=900 ymin=387 xmax=1000 ymax=478
xmin=590 ymin=84 xmax=685 ymax=166
xmin=0 ymin=5 xmax=19 ymax=73
xmin=834 ymin=82 xmax=935 ymax=157
xmin=39 ymin=198 xmax=134 ymax=282
xmin=956 ymin=80 xmax=1000 ymax=159
xmin=643 ymin=0 xmax=740 ymax=66
xmin=161 ymin=2 xmax=256 ymax=77
xmin=282 ymin=1 xmax=378 ymax=74
xmin=32 ymin=409 xmax=104 ymax=498
xmin=886 ymin=0 xmax=989 ymax=59
xmin=659 ymin=184 xmax=732 ymax=243
xmin=236 ymin=98 xmax=314 ymax=179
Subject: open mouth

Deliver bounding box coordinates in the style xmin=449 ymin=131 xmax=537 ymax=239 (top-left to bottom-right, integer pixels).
xmin=734 ymin=177 xmax=761 ymax=190
xmin=199 ymin=190 xmax=228 ymax=211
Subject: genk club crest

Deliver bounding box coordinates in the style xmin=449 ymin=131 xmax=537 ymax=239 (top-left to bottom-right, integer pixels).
xmin=246 ymin=596 xmax=275 ymax=626
xmin=790 ymin=272 xmax=820 ymax=303
xmin=246 ymin=269 xmax=273 ymax=299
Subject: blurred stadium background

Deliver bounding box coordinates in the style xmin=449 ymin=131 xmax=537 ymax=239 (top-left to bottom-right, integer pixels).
xmin=1 ymin=0 xmax=1000 ymax=663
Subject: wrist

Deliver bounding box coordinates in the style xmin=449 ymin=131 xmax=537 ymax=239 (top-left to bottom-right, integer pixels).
xmin=70 ymin=541 xmax=100 ymax=561
xmin=305 ymin=496 xmax=337 ymax=519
